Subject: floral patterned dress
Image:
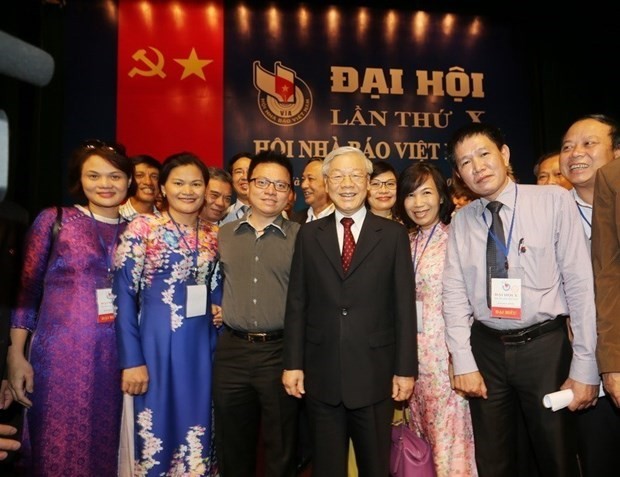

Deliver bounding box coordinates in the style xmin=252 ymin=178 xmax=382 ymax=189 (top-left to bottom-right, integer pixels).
xmin=408 ymin=222 xmax=478 ymax=477
xmin=11 ymin=206 xmax=124 ymax=477
xmin=113 ymin=214 xmax=221 ymax=477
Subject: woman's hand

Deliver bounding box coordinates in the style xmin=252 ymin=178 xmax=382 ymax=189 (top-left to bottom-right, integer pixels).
xmin=0 ymin=380 xmax=14 ymax=410
xmin=6 ymin=352 xmax=34 ymax=408
xmin=121 ymin=365 xmax=149 ymax=396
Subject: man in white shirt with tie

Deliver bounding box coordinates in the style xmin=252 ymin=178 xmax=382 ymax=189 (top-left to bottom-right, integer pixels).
xmin=443 ymin=122 xmax=598 ymax=477
xmin=221 ymin=152 xmax=252 ymax=224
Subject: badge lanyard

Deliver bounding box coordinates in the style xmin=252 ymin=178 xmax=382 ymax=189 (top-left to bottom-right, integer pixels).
xmin=481 ymin=185 xmax=518 ymax=261
xmin=88 ymin=208 xmax=121 ymax=279
xmin=576 ymin=203 xmax=592 ymax=237
xmin=412 ymin=222 xmax=439 ymax=278
xmin=169 ymin=213 xmax=200 ymax=279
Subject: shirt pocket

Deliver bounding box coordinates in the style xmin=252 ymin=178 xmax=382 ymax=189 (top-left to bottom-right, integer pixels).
xmin=519 ymin=241 xmax=558 ymax=290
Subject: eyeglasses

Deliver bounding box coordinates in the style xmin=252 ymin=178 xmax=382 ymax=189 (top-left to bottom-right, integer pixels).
xmin=249 ymin=177 xmax=291 ymax=192
xmin=327 ymin=173 xmax=368 ymax=185
xmin=81 ymin=139 xmax=126 ymax=155
xmin=369 ymin=180 xmax=397 ymax=190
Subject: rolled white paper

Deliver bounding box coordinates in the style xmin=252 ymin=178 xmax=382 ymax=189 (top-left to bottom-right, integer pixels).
xmin=542 ymin=383 xmax=605 ymax=411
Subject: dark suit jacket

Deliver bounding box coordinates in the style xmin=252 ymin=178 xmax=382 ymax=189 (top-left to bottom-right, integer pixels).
xmin=284 ymin=211 xmax=417 ymax=409
xmin=289 ymin=208 xmax=308 ymax=225
xmin=592 ymin=159 xmax=620 ymax=373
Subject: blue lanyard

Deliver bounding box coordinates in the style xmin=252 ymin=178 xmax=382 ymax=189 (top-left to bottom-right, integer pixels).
xmin=88 ymin=209 xmax=121 ymax=275
xmin=169 ymin=213 xmax=200 ymax=278
xmin=412 ymin=222 xmax=439 ymax=278
xmin=481 ymin=184 xmax=518 ymax=259
xmin=576 ymin=203 xmax=592 ymax=235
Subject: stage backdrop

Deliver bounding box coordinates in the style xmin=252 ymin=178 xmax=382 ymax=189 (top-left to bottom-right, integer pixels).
xmin=115 ymin=1 xmax=534 ymax=206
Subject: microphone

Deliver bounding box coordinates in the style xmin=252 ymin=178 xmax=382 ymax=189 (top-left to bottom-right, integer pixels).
xmin=0 ymin=30 xmax=55 ymax=87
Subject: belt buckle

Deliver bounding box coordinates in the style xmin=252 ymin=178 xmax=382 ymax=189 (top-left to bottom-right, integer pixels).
xmin=500 ymin=328 xmax=529 ymax=345
xmin=249 ymin=332 xmax=267 ymax=343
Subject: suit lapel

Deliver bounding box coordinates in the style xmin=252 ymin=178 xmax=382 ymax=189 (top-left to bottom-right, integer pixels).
xmin=317 ymin=211 xmax=383 ymax=279
xmin=317 ymin=214 xmax=346 ymax=279
xmin=346 ymin=213 xmax=382 ymax=275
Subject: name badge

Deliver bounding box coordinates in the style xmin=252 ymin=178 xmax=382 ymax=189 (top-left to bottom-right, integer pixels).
xmin=96 ymin=288 xmax=115 ymax=323
xmin=186 ymin=284 xmax=208 ymax=318
xmin=415 ymin=300 xmax=424 ymax=333
xmin=491 ymin=278 xmax=522 ymax=319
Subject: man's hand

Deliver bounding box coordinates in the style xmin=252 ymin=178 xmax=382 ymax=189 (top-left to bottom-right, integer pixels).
xmin=561 ymin=378 xmax=598 ymax=411
xmin=211 ymin=304 xmax=223 ymax=328
xmin=0 ymin=424 xmax=21 ymax=461
xmin=602 ymin=372 xmax=620 ymax=407
xmin=453 ymin=371 xmax=487 ymax=399
xmin=392 ymin=375 xmax=415 ymax=401
xmin=282 ymin=370 xmax=305 ymax=398
xmin=121 ymin=365 xmax=149 ymax=396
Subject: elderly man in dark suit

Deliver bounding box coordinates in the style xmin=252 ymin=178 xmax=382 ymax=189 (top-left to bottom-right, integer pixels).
xmin=282 ymin=146 xmax=417 ymax=477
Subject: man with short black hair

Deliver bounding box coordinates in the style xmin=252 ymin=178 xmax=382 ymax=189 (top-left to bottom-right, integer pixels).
xmin=220 ymin=152 xmax=252 ymax=224
xmin=214 ymin=150 xmax=300 ymax=476
xmin=534 ymin=151 xmax=572 ymax=189
xmin=559 ymin=114 xmax=620 ymax=477
xmin=201 ymin=167 xmax=233 ymax=225
xmin=119 ymin=154 xmax=161 ymax=221
xmin=443 ymin=122 xmax=598 ymax=477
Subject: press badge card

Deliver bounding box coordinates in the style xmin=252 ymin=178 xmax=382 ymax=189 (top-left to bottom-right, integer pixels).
xmin=96 ymin=288 xmax=115 ymax=323
xmin=186 ymin=284 xmax=208 ymax=318
xmin=416 ymin=300 xmax=424 ymax=333
xmin=490 ymin=278 xmax=522 ymax=319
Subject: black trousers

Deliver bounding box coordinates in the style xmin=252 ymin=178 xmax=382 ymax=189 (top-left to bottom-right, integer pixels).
xmin=469 ymin=322 xmax=579 ymax=477
xmin=305 ymin=395 xmax=393 ymax=477
xmin=213 ymin=331 xmax=299 ymax=477
xmin=576 ymin=395 xmax=620 ymax=477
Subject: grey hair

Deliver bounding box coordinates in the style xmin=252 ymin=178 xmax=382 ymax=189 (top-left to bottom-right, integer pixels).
xmin=322 ymin=146 xmax=373 ymax=176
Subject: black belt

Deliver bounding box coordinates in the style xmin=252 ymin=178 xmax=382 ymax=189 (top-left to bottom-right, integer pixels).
xmin=473 ymin=315 xmax=567 ymax=345
xmin=227 ymin=326 xmax=284 ymax=343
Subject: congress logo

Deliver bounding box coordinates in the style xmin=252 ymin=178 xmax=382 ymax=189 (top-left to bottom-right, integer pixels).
xmin=253 ymin=61 xmax=312 ymax=126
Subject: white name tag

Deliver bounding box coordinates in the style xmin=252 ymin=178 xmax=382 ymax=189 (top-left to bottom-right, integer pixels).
xmin=96 ymin=288 xmax=115 ymax=323
xmin=186 ymin=284 xmax=208 ymax=318
xmin=491 ymin=278 xmax=522 ymax=319
xmin=416 ymin=300 xmax=424 ymax=333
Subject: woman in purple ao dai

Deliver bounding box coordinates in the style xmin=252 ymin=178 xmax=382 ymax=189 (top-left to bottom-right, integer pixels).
xmin=8 ymin=141 xmax=133 ymax=476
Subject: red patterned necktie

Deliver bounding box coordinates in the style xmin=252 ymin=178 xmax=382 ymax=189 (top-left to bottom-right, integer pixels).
xmin=341 ymin=217 xmax=355 ymax=273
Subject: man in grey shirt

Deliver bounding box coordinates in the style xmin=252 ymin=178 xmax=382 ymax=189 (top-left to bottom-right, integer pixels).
xmin=213 ymin=150 xmax=300 ymax=476
xmin=443 ymin=122 xmax=599 ymax=476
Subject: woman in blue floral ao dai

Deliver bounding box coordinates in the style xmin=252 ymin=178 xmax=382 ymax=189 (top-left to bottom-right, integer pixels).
xmin=113 ymin=153 xmax=221 ymax=477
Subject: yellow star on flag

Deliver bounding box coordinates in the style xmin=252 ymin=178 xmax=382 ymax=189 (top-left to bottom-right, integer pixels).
xmin=174 ymin=48 xmax=213 ymax=80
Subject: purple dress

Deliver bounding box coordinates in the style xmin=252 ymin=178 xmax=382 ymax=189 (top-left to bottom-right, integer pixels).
xmin=11 ymin=206 xmax=125 ymax=477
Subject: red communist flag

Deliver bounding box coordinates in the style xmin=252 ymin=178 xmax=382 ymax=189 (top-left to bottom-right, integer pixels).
xmin=117 ymin=0 xmax=223 ymax=166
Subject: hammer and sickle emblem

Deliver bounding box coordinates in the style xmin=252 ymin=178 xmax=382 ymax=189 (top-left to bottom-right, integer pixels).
xmin=129 ymin=47 xmax=166 ymax=78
